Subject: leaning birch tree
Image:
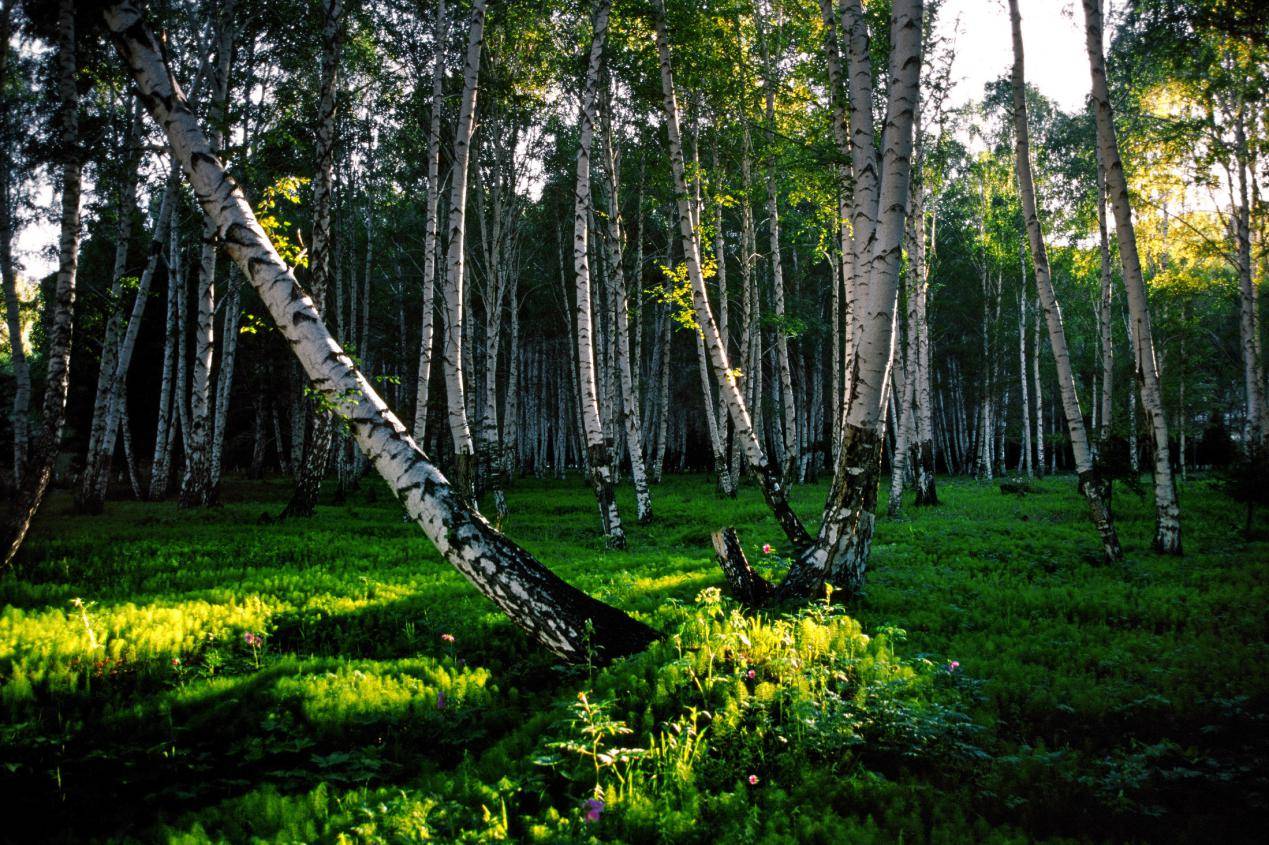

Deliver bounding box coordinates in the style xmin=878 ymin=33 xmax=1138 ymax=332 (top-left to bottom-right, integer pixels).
xmin=101 ymin=0 xmax=658 ymax=663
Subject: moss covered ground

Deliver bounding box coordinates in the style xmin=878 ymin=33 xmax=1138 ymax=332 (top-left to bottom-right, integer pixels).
xmin=1 ymin=473 xmax=1265 ymax=843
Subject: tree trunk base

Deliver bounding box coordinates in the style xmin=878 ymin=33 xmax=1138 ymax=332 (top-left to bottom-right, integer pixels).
xmin=712 ymin=527 xmax=774 ymax=604
xmin=1077 ymin=469 xmax=1123 ymax=563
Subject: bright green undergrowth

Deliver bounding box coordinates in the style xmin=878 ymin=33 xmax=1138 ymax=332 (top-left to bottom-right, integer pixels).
xmin=1 ymin=473 xmax=1265 ymax=843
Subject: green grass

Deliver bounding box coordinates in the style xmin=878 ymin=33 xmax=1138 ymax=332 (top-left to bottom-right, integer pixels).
xmin=1 ymin=473 xmax=1265 ymax=843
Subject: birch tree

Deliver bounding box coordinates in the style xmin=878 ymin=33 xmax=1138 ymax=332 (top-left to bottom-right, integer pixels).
xmin=102 ymin=0 xmax=658 ymax=663
xmin=3 ymin=0 xmax=81 ymax=566
xmin=1082 ymin=0 xmax=1182 ymax=554
xmin=573 ymin=0 xmax=625 ymax=547
xmin=653 ymin=0 xmax=809 ymax=550
xmin=413 ymin=0 xmax=447 ymax=443
xmin=282 ymin=0 xmax=344 ymax=519
xmin=441 ymin=0 xmax=485 ymax=503
xmin=1010 ymin=0 xmax=1121 ymax=561
xmin=180 ymin=0 xmax=235 ymax=507
xmin=715 ymin=0 xmax=924 ymax=601
xmin=0 ymin=0 xmax=30 ymax=486
xmin=600 ymin=97 xmax=653 ymax=523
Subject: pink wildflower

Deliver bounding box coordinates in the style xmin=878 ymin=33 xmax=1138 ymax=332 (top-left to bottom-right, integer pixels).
xmin=748 ymin=774 xmax=759 ymax=786
xmin=762 ymin=544 xmax=774 ymax=555
xmin=440 ymin=633 xmax=456 ymax=644
xmin=746 ymin=669 xmax=757 ymax=680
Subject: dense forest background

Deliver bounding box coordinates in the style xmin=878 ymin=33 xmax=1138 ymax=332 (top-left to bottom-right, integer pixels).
xmin=0 ymin=0 xmax=1266 ymax=841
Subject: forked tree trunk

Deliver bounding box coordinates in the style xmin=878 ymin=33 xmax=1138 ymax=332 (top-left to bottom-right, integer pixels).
xmin=413 ymin=0 xmax=446 ymax=443
xmin=150 ymin=205 xmax=183 ymax=500
xmin=723 ymin=0 xmax=923 ymax=602
xmin=1010 ymin=0 xmax=1120 ymax=561
xmin=573 ymin=0 xmax=625 ymax=548
xmin=1082 ymin=0 xmax=1181 ymax=554
xmin=3 ymin=0 xmax=81 ymax=567
xmin=91 ymin=176 xmax=177 ymax=507
xmin=653 ymin=0 xmax=810 ymax=549
xmin=103 ymin=0 xmax=658 ymax=663
xmin=441 ymin=0 xmax=485 ymax=502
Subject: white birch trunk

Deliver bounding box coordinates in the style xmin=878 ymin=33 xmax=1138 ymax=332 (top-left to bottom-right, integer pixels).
xmin=1010 ymin=0 xmax=1121 ymax=559
xmin=0 ymin=0 xmax=29 ymax=486
xmin=572 ymin=0 xmax=625 ymax=547
xmin=653 ymin=0 xmax=809 ymax=547
xmin=441 ymin=0 xmax=485 ymax=501
xmin=1082 ymin=0 xmax=1181 ymax=553
xmin=600 ymin=106 xmax=654 ymax=520
xmin=414 ymin=0 xmax=446 ymax=442
xmin=3 ymin=0 xmax=81 ymax=566
xmin=180 ymin=0 xmax=234 ymax=507
xmin=103 ymin=0 xmax=658 ymax=662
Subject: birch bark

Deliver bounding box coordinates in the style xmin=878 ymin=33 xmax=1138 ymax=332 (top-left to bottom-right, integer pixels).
xmin=1010 ymin=0 xmax=1121 ymax=559
xmin=414 ymin=0 xmax=447 ymax=442
xmin=180 ymin=0 xmax=235 ymax=507
xmin=573 ymin=0 xmax=625 ymax=547
xmin=1082 ymin=0 xmax=1181 ymax=553
xmin=103 ymin=0 xmax=658 ymax=663
xmin=653 ymin=0 xmax=809 ymax=548
xmin=3 ymin=0 xmax=81 ymax=566
xmin=441 ymin=0 xmax=485 ymax=502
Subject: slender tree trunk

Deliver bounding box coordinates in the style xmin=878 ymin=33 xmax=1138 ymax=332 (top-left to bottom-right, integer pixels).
xmin=3 ymin=0 xmax=81 ymax=566
xmin=440 ymin=0 xmax=485 ymax=503
xmin=757 ymin=11 xmax=799 ymax=480
xmin=573 ymin=0 xmax=625 ymax=547
xmin=1234 ymin=113 xmax=1267 ymax=448
xmin=149 ymin=204 xmax=182 ymax=499
xmin=1010 ymin=0 xmax=1120 ymax=559
xmin=653 ymin=0 xmax=809 ymax=548
xmin=209 ymin=272 xmax=242 ymax=490
xmin=280 ymin=0 xmax=343 ymax=518
xmin=1082 ymin=0 xmax=1181 ymax=554
xmin=911 ymin=185 xmax=938 ymax=503
xmin=600 ymin=104 xmax=654 ymax=520
xmin=1018 ymin=286 xmax=1032 ymax=477
xmin=1096 ymin=153 xmax=1115 ymax=447
xmin=105 ymin=1 xmax=658 ymax=662
xmin=94 ymin=176 xmax=177 ymax=506
xmin=820 ymin=0 xmax=852 ymax=463
xmin=77 ymin=104 xmax=141 ymax=512
xmin=414 ymin=0 xmax=446 ymax=442
xmin=0 ymin=0 xmax=30 ymax=488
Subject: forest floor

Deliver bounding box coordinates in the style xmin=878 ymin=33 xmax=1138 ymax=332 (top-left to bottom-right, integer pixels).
xmin=1 ymin=473 xmax=1266 ymax=843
